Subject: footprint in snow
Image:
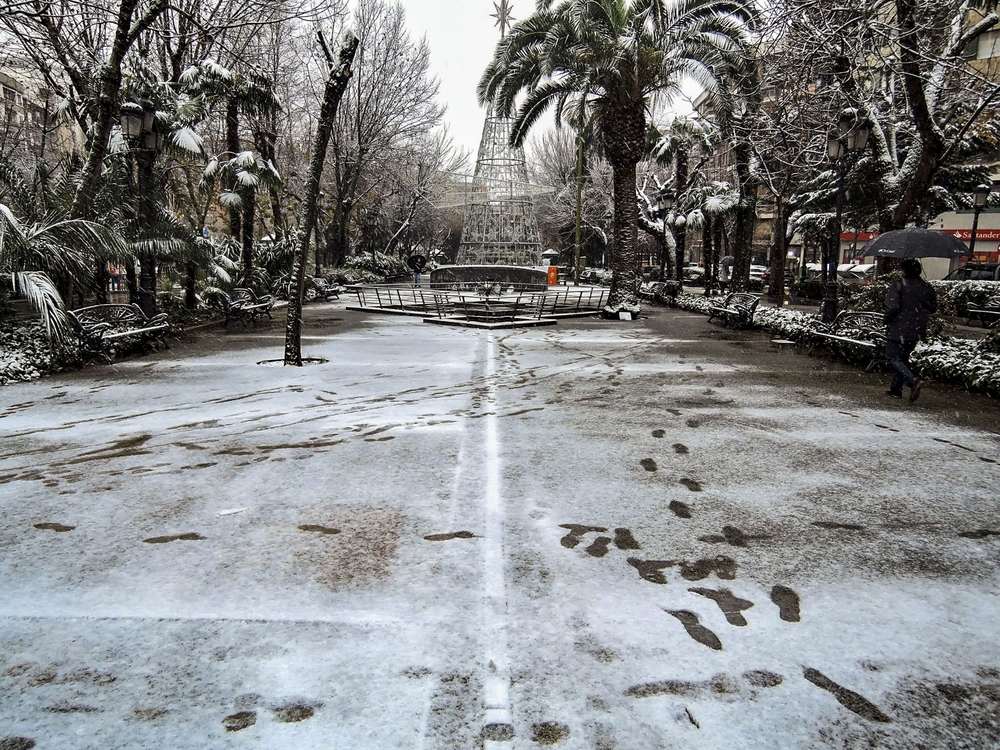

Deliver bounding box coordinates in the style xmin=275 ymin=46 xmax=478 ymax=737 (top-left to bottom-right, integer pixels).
xmin=668 ymin=500 xmax=692 ymax=518
xmin=770 ymin=585 xmax=801 ymax=622
xmin=424 ymin=531 xmax=477 ymax=541
xmin=34 ymin=523 xmax=75 ymax=532
xmin=299 ymin=524 xmax=341 ymax=536
xmin=803 ymin=668 xmax=891 ymax=722
xmin=689 ymin=587 xmax=754 ymax=626
xmin=143 ymin=532 xmax=205 ymax=544
xmin=222 ymin=711 xmax=256 ymax=732
xmin=666 ymin=609 xmax=721 ymax=650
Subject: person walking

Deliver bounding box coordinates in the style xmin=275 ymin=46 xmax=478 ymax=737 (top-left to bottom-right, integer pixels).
xmin=884 ymin=258 xmax=937 ymax=402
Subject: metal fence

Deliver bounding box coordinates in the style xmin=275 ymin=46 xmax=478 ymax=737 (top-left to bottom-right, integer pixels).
xmin=347 ymin=284 xmax=609 ymax=324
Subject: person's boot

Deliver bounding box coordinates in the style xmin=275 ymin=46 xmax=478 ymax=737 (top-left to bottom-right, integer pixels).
xmin=909 ymin=379 xmax=927 ymax=403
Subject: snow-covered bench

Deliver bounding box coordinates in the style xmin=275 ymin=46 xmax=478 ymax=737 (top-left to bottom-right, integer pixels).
xmin=807 ymin=311 xmax=886 ymax=371
xmin=215 ymin=288 xmax=274 ymax=327
xmin=310 ymin=277 xmax=344 ymax=302
xmin=67 ymin=303 xmax=170 ymax=363
xmin=638 ymin=280 xmax=682 ymax=306
xmin=966 ymin=295 xmax=1000 ymax=327
xmin=707 ymin=292 xmax=760 ymax=328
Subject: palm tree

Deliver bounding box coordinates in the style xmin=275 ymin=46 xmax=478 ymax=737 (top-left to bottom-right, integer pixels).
xmin=479 ymin=0 xmax=755 ymax=313
xmin=180 ymin=60 xmax=282 ymax=287
xmin=0 ymin=206 xmax=129 ymax=338
xmin=1 ymin=158 xmax=129 ymax=337
xmin=654 ymin=116 xmax=716 ymax=284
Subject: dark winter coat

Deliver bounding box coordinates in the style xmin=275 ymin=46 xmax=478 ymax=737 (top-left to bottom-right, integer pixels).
xmin=884 ymin=277 xmax=937 ymax=341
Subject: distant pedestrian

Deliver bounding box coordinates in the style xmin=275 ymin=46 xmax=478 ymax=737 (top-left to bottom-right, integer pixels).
xmin=719 ymin=263 xmax=730 ymax=295
xmin=884 ymin=258 xmax=937 ymax=402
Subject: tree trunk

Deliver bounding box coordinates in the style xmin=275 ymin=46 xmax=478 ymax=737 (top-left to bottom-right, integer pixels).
xmin=608 ymin=161 xmax=640 ymax=311
xmin=185 ymin=261 xmax=197 ymax=309
xmin=256 ymin=129 xmax=287 ymax=241
xmin=889 ymin=0 xmax=946 ymax=229
xmin=769 ymin=195 xmax=787 ymax=301
xmin=240 ymin=189 xmax=255 ymax=286
xmin=226 ymin=98 xmax=242 ymax=243
xmin=71 ymin=0 xmax=167 ymax=219
xmin=731 ymin=140 xmax=757 ymax=292
xmin=702 ymin=217 xmax=715 ymax=297
xmin=674 ymin=145 xmax=689 ymax=284
xmin=602 ymin=99 xmax=645 ymax=314
xmin=284 ymin=33 xmax=359 ymax=366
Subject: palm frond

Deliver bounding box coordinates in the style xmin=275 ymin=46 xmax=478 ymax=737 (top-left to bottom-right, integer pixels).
xmin=218 ymin=191 xmax=243 ymax=210
xmin=9 ymin=270 xmax=69 ymax=339
xmin=170 ymin=127 xmax=206 ymax=157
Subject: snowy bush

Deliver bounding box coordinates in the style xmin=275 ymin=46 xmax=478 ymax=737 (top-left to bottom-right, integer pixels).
xmin=675 ymin=292 xmax=1000 ymax=397
xmin=911 ymin=339 xmax=1000 ymax=397
xmin=0 ymin=322 xmax=80 ymax=386
xmin=933 ymin=280 xmax=1000 ymax=315
xmin=674 ymin=293 xmax=714 ymax=315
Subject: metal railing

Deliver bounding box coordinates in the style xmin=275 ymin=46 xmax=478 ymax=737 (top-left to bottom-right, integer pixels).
xmin=348 ymin=284 xmax=609 ymax=322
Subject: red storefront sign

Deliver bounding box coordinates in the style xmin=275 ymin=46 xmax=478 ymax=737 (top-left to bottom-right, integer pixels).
xmin=839 ymin=229 xmax=1000 ymax=242
xmin=838 ymin=229 xmax=999 ymax=261
xmin=839 ymin=231 xmax=878 ymax=242
xmin=942 ymin=228 xmax=1000 ymax=241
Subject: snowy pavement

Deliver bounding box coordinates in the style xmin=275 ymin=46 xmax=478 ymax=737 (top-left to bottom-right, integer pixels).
xmin=1 ymin=303 xmax=999 ymax=749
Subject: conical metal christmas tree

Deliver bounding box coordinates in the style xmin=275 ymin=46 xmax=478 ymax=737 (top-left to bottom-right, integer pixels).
xmin=456 ymin=1 xmax=542 ymax=267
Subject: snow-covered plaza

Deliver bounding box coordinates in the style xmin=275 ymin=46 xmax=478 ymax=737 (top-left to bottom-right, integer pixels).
xmin=1 ymin=302 xmax=998 ymax=749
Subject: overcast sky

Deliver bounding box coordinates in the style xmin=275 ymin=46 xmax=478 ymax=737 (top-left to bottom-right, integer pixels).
xmin=401 ymin=0 xmax=520 ymax=169
xmin=397 ymin=0 xmax=697 ymax=173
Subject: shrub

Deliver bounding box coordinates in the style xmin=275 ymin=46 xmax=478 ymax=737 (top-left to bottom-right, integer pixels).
xmin=0 ymin=321 xmax=81 ymax=385
xmin=676 ymin=291 xmax=999 ymax=397
xmin=932 ymin=279 xmax=1000 ymax=316
xmin=790 ymin=277 xmax=825 ymax=300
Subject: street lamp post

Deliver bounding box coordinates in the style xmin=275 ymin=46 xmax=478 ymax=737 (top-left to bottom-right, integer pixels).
xmin=824 ymin=111 xmax=871 ymax=323
xmin=654 ymin=188 xmax=673 ymax=281
xmin=968 ymin=183 xmax=992 ymax=258
xmin=120 ymin=99 xmax=164 ymax=318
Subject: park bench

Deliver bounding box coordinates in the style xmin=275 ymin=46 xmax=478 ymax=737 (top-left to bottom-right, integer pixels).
xmin=216 ymin=288 xmax=275 ymax=327
xmin=638 ymin=281 xmax=665 ymax=302
xmin=310 ymin=277 xmax=344 ymax=302
xmin=67 ymin=303 xmax=170 ymax=363
xmin=638 ymin=280 xmax=682 ymax=306
xmin=707 ymin=292 xmax=761 ymax=328
xmin=456 ymin=292 xmax=545 ymax=324
xmin=806 ymin=310 xmax=886 ymax=371
xmin=657 ymin=280 xmax=682 ymax=306
xmin=966 ymin=295 xmax=1000 ymax=327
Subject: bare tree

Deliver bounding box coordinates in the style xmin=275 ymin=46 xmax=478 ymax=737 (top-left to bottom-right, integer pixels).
xmin=529 ymin=126 xmax=612 ymax=271
xmin=320 ymin=0 xmax=443 ymax=267
xmin=284 ymin=30 xmax=358 ymax=366
xmin=764 ymin=0 xmax=1000 ymax=234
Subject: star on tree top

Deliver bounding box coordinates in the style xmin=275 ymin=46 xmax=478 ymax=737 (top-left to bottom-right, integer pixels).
xmin=491 ymin=0 xmax=514 ymax=37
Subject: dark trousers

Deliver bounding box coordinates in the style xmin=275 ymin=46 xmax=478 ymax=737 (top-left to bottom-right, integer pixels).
xmin=885 ymin=338 xmax=919 ymax=394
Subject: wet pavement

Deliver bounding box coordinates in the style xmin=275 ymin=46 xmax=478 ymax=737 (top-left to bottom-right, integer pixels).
xmin=1 ymin=301 xmax=998 ymax=749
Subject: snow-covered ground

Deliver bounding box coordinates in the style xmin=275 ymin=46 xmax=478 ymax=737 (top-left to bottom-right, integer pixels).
xmin=1 ymin=305 xmax=998 ymax=749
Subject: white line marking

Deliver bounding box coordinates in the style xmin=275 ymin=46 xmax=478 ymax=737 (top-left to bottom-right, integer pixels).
xmin=482 ymin=333 xmax=514 ymax=742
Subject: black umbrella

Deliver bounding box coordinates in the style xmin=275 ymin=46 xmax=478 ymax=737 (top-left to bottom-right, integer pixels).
xmin=861 ymin=228 xmax=972 ymax=259
xmin=720 ymin=255 xmax=735 ymax=267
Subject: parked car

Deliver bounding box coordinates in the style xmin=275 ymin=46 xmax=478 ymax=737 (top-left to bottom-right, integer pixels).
xmin=683 ymin=266 xmax=705 ymax=281
xmin=761 ymin=268 xmax=795 ymax=285
xmin=943 ymin=263 xmax=1000 ymax=281
xmin=837 ymin=263 xmax=875 ymax=286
